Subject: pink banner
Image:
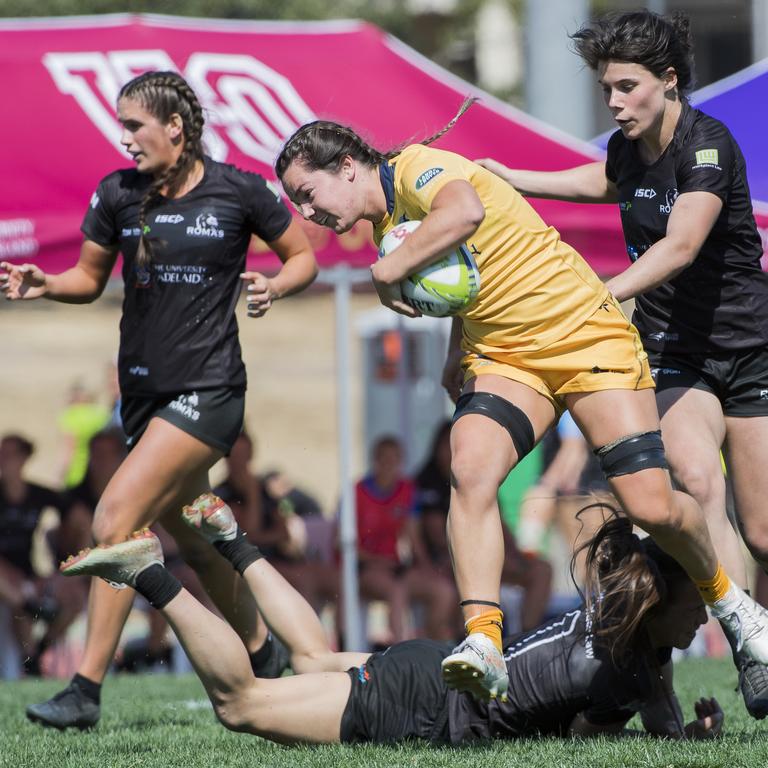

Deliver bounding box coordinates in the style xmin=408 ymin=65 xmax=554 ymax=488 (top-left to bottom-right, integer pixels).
xmin=1 ymin=14 xmax=766 ymax=275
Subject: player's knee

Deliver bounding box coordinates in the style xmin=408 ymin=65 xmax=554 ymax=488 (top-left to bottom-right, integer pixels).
xmin=631 ymin=497 xmax=685 ymax=537
xmin=449 ymin=450 xmax=498 ymax=510
xmin=211 ymin=690 xmax=254 ymax=733
xmin=91 ymin=498 xmax=133 ymax=544
xmin=670 ymin=460 xmax=724 ymax=507
xmin=741 ymin=524 xmax=768 ymax=566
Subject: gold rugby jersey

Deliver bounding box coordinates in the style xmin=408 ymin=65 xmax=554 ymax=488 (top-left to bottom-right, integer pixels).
xmin=373 ymin=145 xmax=609 ymax=356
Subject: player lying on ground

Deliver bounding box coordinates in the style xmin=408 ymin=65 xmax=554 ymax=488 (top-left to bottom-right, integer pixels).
xmin=60 ymin=494 xmax=722 ymax=744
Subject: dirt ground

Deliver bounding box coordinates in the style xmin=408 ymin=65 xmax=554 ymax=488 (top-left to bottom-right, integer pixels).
xmin=1 ymin=286 xmax=383 ymax=513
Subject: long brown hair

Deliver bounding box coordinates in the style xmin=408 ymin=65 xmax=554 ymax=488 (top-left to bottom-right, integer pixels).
xmin=274 ymin=97 xmax=477 ymax=180
xmin=118 ymin=71 xmax=206 ymax=266
xmin=575 ymin=506 xmax=689 ymax=662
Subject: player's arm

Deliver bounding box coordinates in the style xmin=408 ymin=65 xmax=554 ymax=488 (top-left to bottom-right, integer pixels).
xmin=241 ymin=218 xmax=317 ymax=318
xmin=605 ymin=190 xmax=723 ymax=302
xmin=1 ymin=239 xmax=117 ymax=303
xmin=640 ymin=662 xmax=723 ymax=740
xmin=474 ymin=160 xmax=618 ymax=203
xmin=568 ymin=712 xmax=631 ymax=737
xmin=371 ymin=180 xmax=484 ymax=286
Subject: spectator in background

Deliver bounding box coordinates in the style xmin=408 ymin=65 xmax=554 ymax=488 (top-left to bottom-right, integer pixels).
xmin=57 ymin=381 xmax=111 ymax=489
xmin=517 ymin=411 xmax=611 ymax=586
xmin=416 ymin=421 xmax=551 ymax=632
xmin=215 ymin=431 xmax=338 ymax=629
xmin=356 ymin=435 xmax=456 ymax=644
xmin=0 ymin=434 xmax=82 ymax=675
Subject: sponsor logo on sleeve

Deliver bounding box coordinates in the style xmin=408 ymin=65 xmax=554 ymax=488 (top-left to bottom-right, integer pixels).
xmin=415 ymin=167 xmax=444 ymax=190
xmin=90 ymin=193 xmax=100 ymax=209
xmin=693 ymin=148 xmax=721 ymax=170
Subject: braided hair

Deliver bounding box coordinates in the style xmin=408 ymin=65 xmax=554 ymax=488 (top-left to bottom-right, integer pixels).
xmin=275 ymin=96 xmax=477 ymax=180
xmin=118 ymin=71 xmax=205 ymax=265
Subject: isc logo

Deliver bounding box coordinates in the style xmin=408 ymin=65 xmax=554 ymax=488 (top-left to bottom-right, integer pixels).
xmin=42 ymin=51 xmax=316 ymax=166
xmin=634 ymin=188 xmax=657 ymax=199
xmin=155 ymin=214 xmax=184 ymax=224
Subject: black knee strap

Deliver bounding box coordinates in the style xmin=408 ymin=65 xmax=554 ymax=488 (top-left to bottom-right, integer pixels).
xmin=453 ymin=392 xmax=535 ymax=461
xmin=594 ymin=430 xmax=668 ymax=479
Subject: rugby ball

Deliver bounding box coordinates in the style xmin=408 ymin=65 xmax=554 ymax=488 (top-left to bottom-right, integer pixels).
xmin=377 ymin=220 xmax=481 ymax=317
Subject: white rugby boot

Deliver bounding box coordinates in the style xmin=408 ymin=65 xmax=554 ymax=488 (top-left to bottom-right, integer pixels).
xmin=182 ymin=492 xmax=238 ymax=543
xmin=60 ymin=529 xmax=163 ymax=588
xmin=441 ymin=632 xmax=509 ymax=702
xmin=711 ymin=583 xmax=768 ymax=665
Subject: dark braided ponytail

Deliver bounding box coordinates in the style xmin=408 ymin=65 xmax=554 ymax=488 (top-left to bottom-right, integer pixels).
xmin=275 ymin=96 xmax=478 ymax=180
xmin=119 ymin=71 xmax=205 ymax=266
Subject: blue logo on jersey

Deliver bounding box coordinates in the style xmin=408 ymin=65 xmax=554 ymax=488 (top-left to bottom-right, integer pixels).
xmin=415 ymin=167 xmax=444 ymax=190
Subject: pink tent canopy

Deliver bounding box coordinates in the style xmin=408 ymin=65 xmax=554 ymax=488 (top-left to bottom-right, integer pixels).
xmin=0 ymin=13 xmax=629 ymax=275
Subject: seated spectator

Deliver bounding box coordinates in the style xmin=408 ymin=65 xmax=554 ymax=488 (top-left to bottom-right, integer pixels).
xmin=356 ymin=435 xmax=457 ymax=644
xmin=0 ymin=434 xmax=83 ymax=675
xmin=214 ymin=431 xmax=338 ymax=619
xmin=415 ymin=421 xmax=552 ymax=632
xmin=517 ymin=411 xmax=613 ymax=587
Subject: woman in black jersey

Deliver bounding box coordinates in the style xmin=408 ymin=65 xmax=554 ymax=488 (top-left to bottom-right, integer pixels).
xmin=61 ymin=494 xmax=723 ymax=744
xmin=477 ymin=9 xmax=768 ymax=718
xmin=0 ymin=71 xmax=317 ymax=729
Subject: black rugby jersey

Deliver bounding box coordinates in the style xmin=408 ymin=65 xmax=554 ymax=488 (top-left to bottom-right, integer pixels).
xmin=82 ymin=157 xmax=292 ymax=396
xmin=606 ymin=101 xmax=768 ymax=353
xmin=448 ymin=609 xmax=671 ymax=742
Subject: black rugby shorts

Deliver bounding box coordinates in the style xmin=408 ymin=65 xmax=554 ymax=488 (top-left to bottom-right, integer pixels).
xmin=121 ymin=386 xmax=245 ymax=453
xmin=340 ymin=640 xmax=452 ymax=744
xmin=648 ymin=347 xmax=768 ymax=416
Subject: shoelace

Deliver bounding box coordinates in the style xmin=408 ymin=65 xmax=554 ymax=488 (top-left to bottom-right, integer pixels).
xmin=737 ymin=598 xmax=768 ymax=642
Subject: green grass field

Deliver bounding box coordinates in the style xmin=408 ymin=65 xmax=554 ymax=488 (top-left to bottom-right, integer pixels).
xmin=2 ymin=658 xmax=768 ymax=768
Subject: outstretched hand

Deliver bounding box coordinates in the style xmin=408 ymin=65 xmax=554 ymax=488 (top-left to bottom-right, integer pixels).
xmin=240 ymin=272 xmax=277 ymax=318
xmin=0 ymin=261 xmax=48 ymax=300
xmin=684 ymin=697 xmax=723 ymax=739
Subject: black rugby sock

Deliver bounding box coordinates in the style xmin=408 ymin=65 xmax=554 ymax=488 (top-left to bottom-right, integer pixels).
xmin=72 ymin=673 xmax=101 ymax=704
xmin=213 ymin=531 xmax=264 ymax=576
xmin=134 ymin=564 xmax=183 ymax=610
xmin=249 ymin=634 xmax=275 ymax=673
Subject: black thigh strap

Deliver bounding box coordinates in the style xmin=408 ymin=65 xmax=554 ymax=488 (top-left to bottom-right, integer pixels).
xmin=594 ymin=430 xmax=668 ymax=479
xmin=453 ymin=391 xmax=535 ymax=461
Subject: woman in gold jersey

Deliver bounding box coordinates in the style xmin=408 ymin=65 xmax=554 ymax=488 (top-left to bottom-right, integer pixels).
xmin=273 ymin=103 xmax=768 ymax=702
